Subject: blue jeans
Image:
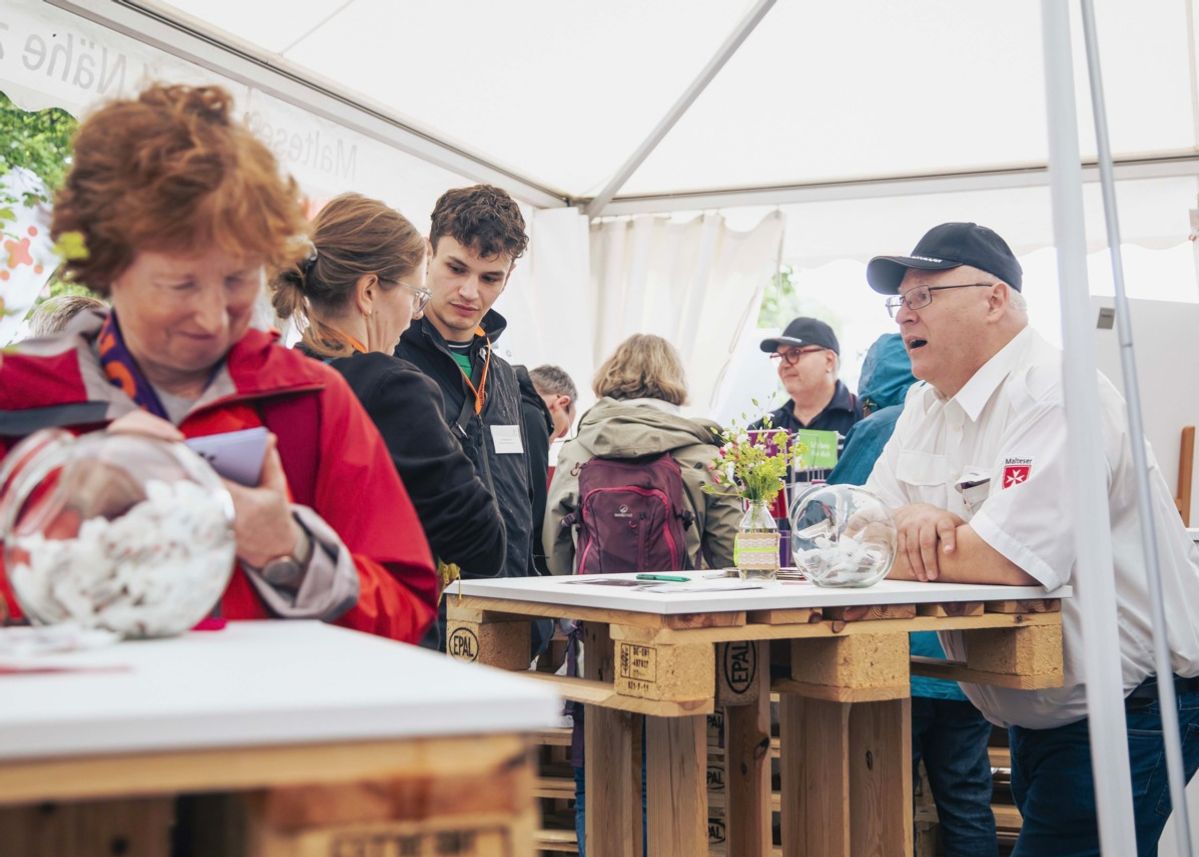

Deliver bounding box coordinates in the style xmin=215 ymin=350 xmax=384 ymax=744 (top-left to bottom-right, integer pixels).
xmin=574 ymin=765 xmax=586 ymax=857
xmin=1009 ymin=686 xmax=1199 ymax=857
xmin=912 ymin=696 xmax=999 ymax=857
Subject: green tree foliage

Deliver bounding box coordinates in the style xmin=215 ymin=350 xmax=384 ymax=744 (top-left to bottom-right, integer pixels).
xmin=756 ymin=264 xmax=845 ymax=332
xmin=757 ymin=265 xmax=801 ymax=329
xmin=0 ymin=92 xmax=97 ymax=323
xmin=0 ymin=89 xmax=77 ymax=217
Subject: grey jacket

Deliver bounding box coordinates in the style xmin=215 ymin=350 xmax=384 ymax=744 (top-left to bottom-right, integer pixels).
xmin=544 ymin=397 xmax=741 ymax=575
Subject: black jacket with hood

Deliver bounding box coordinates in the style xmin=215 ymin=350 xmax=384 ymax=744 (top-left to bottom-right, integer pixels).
xmin=515 ymin=365 xmax=553 ymax=575
xmin=395 ymin=310 xmax=533 ymax=579
xmin=305 ymin=347 xmax=506 ymax=578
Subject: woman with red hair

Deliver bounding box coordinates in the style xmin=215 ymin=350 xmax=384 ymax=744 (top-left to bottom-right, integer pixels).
xmin=0 ymin=83 xmax=437 ymax=643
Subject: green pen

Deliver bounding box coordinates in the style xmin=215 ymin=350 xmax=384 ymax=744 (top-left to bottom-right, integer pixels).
xmin=635 ymin=573 xmax=690 ymax=582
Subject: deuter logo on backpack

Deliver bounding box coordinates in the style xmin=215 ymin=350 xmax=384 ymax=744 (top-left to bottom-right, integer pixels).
xmin=564 ymin=453 xmax=695 ymax=574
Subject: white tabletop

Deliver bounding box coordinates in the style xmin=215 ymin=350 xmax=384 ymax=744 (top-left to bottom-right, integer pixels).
xmin=0 ymin=621 xmax=560 ymax=761
xmin=455 ymin=572 xmax=1071 ymax=615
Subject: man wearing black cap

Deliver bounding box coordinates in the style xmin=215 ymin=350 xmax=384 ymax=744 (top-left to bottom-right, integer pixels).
xmin=752 ymin=316 xmax=862 ymax=443
xmin=864 ymin=222 xmax=1199 ymax=856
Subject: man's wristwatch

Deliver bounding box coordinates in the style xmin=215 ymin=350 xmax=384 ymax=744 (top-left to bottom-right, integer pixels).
xmin=257 ymin=522 xmax=315 ymax=592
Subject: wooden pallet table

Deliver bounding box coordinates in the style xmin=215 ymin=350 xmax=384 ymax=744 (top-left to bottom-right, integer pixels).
xmin=0 ymin=621 xmax=561 ymax=857
xmin=447 ymin=573 xmax=1069 ymax=857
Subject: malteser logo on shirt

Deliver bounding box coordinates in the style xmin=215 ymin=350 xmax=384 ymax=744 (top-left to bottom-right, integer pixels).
xmin=1003 ymin=457 xmax=1032 ymax=489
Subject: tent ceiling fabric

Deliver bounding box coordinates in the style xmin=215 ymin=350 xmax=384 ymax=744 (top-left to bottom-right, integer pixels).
xmin=160 ymin=0 xmax=752 ymax=198
xmin=621 ymin=0 xmax=1196 ymax=196
xmin=154 ymin=0 xmax=1197 ymax=204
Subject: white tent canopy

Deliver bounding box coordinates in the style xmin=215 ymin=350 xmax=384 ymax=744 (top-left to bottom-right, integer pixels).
xmin=7 ymin=0 xmax=1195 ymax=410
xmin=29 ymin=0 xmax=1199 ymax=210
xmin=4 ymin=1 xmax=1199 ymax=853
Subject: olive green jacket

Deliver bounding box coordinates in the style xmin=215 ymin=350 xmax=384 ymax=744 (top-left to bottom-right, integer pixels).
xmin=544 ymin=397 xmax=741 ymax=575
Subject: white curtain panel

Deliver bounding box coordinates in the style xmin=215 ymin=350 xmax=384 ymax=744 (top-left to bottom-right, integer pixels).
xmin=589 ymin=210 xmax=784 ymax=415
xmin=493 ymin=207 xmax=595 ymax=408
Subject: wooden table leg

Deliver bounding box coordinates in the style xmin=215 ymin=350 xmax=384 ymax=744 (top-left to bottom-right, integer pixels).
xmin=585 ymin=708 xmax=644 ymax=857
xmin=849 ymin=697 xmax=912 ymax=857
xmin=722 ymin=639 xmax=771 ymax=856
xmin=0 ymin=798 xmax=174 ymax=857
xmin=584 ymin=622 xmax=644 ymax=857
xmin=779 ymin=695 xmax=912 ymax=857
xmin=780 ymin=695 xmax=850 ymax=857
xmin=646 ymin=714 xmax=708 ymax=857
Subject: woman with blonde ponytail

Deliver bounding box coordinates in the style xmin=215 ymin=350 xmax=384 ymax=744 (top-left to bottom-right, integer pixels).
xmin=270 ymin=193 xmax=505 ymax=648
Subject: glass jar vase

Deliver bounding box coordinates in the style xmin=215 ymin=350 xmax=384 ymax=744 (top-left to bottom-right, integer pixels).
xmin=0 ymin=429 xmax=236 ymax=637
xmin=733 ymin=498 xmax=779 ymax=581
xmin=789 ymin=484 xmax=897 ymax=588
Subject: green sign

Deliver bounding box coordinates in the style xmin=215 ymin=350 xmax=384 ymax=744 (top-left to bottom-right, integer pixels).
xmin=793 ymin=429 xmax=839 ymax=470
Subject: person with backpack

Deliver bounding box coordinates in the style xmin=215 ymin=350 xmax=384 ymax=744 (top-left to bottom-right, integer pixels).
xmin=545 ymin=333 xmax=740 ymax=577
xmin=544 ymin=333 xmax=740 ymax=855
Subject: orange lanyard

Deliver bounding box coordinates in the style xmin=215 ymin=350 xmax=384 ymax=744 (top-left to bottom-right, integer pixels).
xmin=315 ymin=320 xmax=366 ymax=355
xmin=460 ymin=326 xmax=491 ymax=415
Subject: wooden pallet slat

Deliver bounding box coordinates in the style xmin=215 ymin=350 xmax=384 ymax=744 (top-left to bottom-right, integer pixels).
xmin=723 ymin=687 xmax=772 ymax=853
xmin=524 ymin=672 xmax=713 ymax=717
xmin=909 ymin=654 xmax=1063 ymax=690
xmin=984 ymin=599 xmax=1061 ymax=614
xmin=824 ymin=604 xmax=917 ymax=622
xmin=607 ymin=609 xmax=1062 ymax=645
xmin=0 ymin=798 xmax=174 ymax=857
xmin=746 ymin=607 xmax=823 ymax=625
xmin=917 ymin=602 xmax=984 ymax=617
xmin=646 ymin=715 xmax=707 ymax=857
xmin=583 ymin=623 xmax=643 ymax=857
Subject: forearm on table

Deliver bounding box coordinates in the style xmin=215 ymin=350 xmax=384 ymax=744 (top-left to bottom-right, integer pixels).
xmin=889 ymin=523 xmax=1040 ymax=586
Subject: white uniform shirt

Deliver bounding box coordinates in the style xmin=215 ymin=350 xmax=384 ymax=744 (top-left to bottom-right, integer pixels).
xmin=867 ymin=326 xmax=1199 ymax=728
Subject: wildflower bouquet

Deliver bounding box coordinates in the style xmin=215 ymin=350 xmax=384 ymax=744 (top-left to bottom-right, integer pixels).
xmin=705 ymin=415 xmax=792 ymax=505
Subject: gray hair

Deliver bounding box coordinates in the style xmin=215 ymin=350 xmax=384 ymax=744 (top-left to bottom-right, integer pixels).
xmin=1008 ymin=287 xmax=1028 ymax=315
xmin=27 ymin=294 xmax=108 ymax=337
xmin=529 ymin=364 xmax=578 ymax=402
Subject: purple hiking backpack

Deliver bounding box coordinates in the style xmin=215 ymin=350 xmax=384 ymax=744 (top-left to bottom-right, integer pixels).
xmin=564 ymin=453 xmax=696 ymax=574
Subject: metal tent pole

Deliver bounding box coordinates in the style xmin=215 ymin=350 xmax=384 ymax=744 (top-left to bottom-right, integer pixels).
xmin=1079 ymin=1 xmax=1195 ymax=853
xmin=1040 ymin=1 xmax=1139 ymax=852
xmin=583 ymin=0 xmax=777 ymax=218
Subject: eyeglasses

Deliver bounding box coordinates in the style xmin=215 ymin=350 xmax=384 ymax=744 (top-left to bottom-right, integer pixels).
xmin=769 ymin=346 xmax=826 ymax=366
xmin=884 ymin=283 xmax=993 ymax=318
xmin=398 ymin=281 xmax=432 ymax=313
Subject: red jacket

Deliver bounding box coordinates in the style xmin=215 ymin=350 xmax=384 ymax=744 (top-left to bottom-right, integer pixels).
xmin=0 ymin=321 xmax=438 ymax=643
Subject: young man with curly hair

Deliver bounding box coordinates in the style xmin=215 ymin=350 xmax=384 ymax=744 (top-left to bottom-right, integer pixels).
xmin=395 ymin=185 xmax=535 ymax=592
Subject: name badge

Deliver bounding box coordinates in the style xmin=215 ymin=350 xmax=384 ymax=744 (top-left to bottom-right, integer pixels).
xmin=490 ymin=424 xmax=524 ymax=454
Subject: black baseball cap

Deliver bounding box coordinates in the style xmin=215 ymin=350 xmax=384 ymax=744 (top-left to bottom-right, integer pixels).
xmin=867 ymin=222 xmax=1023 ymax=294
xmin=760 ymin=317 xmax=839 ymax=355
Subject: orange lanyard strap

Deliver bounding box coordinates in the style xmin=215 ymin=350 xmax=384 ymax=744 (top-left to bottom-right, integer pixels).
xmin=460 ymin=328 xmax=492 ymax=415
xmin=312 ymin=318 xmax=366 ymax=354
